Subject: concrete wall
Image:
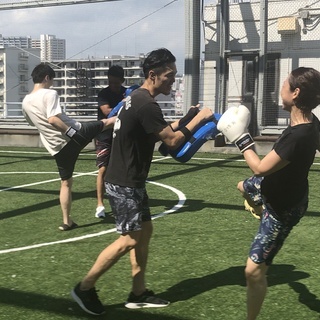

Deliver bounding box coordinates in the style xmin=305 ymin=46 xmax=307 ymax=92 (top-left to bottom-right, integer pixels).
xmin=0 ymin=125 xmax=276 ymax=156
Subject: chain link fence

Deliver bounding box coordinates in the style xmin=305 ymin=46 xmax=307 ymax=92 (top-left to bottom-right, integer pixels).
xmin=203 ymin=0 xmax=320 ymax=136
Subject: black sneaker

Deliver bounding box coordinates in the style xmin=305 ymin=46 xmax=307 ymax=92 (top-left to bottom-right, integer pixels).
xmin=125 ymin=289 xmax=170 ymax=309
xmin=71 ymin=282 xmax=105 ymax=315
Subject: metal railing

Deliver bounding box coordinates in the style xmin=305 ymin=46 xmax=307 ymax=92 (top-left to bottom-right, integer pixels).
xmin=0 ymin=101 xmax=183 ymax=124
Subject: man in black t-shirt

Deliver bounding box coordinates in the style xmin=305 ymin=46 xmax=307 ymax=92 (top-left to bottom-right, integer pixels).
xmin=71 ymin=48 xmax=213 ymax=316
xmin=94 ymin=65 xmax=126 ymax=218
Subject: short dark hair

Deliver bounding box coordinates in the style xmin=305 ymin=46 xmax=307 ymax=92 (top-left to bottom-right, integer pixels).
xmin=31 ymin=63 xmax=55 ymax=83
xmin=108 ymin=65 xmax=124 ymax=79
xmin=142 ymin=48 xmax=176 ymax=78
xmin=289 ymin=67 xmax=320 ymax=112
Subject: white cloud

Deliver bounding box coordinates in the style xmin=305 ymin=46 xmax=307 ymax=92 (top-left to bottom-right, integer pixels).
xmin=0 ymin=0 xmax=215 ymax=73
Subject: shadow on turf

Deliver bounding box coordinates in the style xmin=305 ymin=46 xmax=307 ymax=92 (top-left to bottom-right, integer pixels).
xmin=0 ymin=189 xmax=99 ymax=221
xmin=0 ymin=287 xmax=188 ymax=320
xmin=150 ymin=155 xmax=244 ymax=183
xmin=0 ymin=153 xmax=53 ymax=167
xmin=288 ymin=281 xmax=320 ymax=313
xmin=155 ymin=264 xmax=310 ymax=301
xmin=2 ymin=189 xmax=319 ymax=222
xmin=148 ymin=197 xmax=320 ymax=218
xmin=0 ymin=264 xmax=317 ymax=318
xmin=153 ymin=264 xmax=320 ymax=314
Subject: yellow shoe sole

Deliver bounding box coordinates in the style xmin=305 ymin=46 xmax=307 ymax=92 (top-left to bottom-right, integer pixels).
xmin=244 ymin=200 xmax=262 ymax=220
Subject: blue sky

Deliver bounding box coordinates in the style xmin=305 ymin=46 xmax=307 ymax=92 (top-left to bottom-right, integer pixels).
xmin=0 ymin=0 xmax=216 ymax=73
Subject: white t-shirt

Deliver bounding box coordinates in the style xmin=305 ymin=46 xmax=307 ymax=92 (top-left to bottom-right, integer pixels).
xmin=22 ymin=88 xmax=81 ymax=155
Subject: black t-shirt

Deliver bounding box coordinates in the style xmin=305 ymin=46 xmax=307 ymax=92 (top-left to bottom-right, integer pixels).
xmin=96 ymin=86 xmax=126 ymax=141
xmin=105 ymin=88 xmax=168 ymax=188
xmin=261 ymin=115 xmax=320 ymax=212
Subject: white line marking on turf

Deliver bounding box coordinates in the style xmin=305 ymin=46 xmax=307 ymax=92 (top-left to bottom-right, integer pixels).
xmin=0 ymin=171 xmax=98 ymax=192
xmin=1 ymin=148 xmax=319 ymax=254
xmin=0 ymin=156 xmax=170 ymax=193
xmin=0 ymin=180 xmax=186 ymax=254
xmin=0 ymin=172 xmax=60 ymax=174
xmin=0 ymin=150 xmax=96 ymax=156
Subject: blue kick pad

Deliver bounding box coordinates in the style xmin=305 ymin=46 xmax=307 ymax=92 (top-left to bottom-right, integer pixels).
xmin=108 ymin=85 xmax=140 ymax=118
xmin=108 ymin=100 xmax=124 ymax=118
xmin=168 ymin=113 xmax=221 ymax=163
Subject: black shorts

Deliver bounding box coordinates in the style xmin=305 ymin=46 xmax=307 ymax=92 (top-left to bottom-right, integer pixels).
xmin=95 ymin=140 xmax=112 ymax=168
xmin=54 ymin=140 xmax=82 ymax=180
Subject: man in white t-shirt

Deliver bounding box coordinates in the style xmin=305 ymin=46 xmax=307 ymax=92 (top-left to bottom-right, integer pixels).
xmin=22 ymin=63 xmax=116 ymax=231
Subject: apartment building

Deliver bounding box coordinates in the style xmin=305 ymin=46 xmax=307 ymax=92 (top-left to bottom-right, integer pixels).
xmin=50 ymin=55 xmax=182 ymax=118
xmin=0 ymin=35 xmax=32 ymax=48
xmin=50 ymin=55 xmax=144 ymax=108
xmin=51 ymin=55 xmax=145 ymax=107
xmin=0 ymin=47 xmax=40 ymax=116
xmin=0 ymin=44 xmax=181 ymax=118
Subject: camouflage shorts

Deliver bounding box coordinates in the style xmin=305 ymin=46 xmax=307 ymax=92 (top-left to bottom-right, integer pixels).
xmin=105 ymin=182 xmax=151 ymax=234
xmin=243 ymin=175 xmax=264 ymax=206
xmin=243 ymin=176 xmax=307 ymax=265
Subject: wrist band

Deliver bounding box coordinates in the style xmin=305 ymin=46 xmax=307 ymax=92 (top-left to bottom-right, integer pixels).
xmin=178 ymin=107 xmax=200 ymax=126
xmin=236 ymin=133 xmax=255 ymax=152
xmin=179 ymin=126 xmax=192 ymax=141
xmin=65 ymin=127 xmax=77 ymax=138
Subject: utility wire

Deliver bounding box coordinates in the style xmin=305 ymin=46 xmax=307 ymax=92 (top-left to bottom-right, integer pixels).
xmin=2 ymin=0 xmax=178 ymax=93
xmin=65 ymin=0 xmax=178 ymax=61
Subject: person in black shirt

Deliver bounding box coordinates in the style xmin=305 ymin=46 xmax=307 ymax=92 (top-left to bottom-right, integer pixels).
xmin=94 ymin=65 xmax=126 ymax=218
xmin=235 ymin=67 xmax=320 ymax=320
xmin=71 ymin=48 xmax=213 ymax=315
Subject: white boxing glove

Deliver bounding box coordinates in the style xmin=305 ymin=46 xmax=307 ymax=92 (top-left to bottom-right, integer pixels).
xmin=217 ymin=105 xmax=255 ymax=152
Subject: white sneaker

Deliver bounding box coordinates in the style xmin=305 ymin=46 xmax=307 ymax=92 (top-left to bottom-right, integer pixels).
xmin=95 ymin=206 xmax=106 ymax=218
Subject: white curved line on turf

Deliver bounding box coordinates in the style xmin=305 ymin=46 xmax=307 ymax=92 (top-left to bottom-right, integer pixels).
xmin=0 ymin=156 xmax=170 ymax=192
xmin=0 ymin=180 xmax=186 ymax=254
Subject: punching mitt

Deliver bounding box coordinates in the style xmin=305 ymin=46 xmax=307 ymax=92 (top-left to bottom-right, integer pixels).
xmin=66 ymin=121 xmax=104 ymax=148
xmin=108 ymin=84 xmax=140 ymax=119
xmin=159 ymin=113 xmax=222 ymax=162
xmin=217 ymin=105 xmax=254 ymax=152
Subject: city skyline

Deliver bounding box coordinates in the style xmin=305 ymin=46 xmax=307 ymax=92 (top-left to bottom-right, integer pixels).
xmin=0 ymin=0 xmax=216 ymax=74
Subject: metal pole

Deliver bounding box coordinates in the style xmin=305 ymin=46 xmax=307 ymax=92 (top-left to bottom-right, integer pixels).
xmin=0 ymin=0 xmax=122 ymax=11
xmin=184 ymin=0 xmax=201 ymax=112
xmin=218 ymin=0 xmax=229 ymax=113
xmin=257 ymin=0 xmax=267 ymax=133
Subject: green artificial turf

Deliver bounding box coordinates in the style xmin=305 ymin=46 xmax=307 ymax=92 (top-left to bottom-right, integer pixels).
xmin=0 ymin=147 xmax=319 ymax=319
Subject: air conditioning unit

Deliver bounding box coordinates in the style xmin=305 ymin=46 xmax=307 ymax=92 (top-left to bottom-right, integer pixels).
xmin=277 ymin=17 xmax=299 ymax=34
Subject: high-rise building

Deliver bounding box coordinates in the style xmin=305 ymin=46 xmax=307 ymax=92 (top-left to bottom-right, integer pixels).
xmin=32 ymin=35 xmax=66 ymax=61
xmin=0 ymin=34 xmax=66 ymax=61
